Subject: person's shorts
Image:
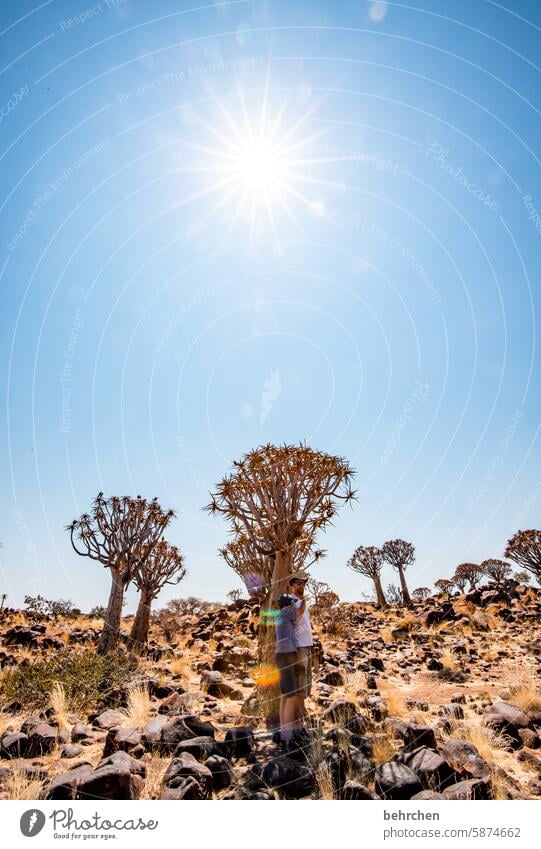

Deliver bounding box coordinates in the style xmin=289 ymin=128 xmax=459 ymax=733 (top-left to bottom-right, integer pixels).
xmin=275 ymin=651 xmax=301 ymax=696
xmin=296 ymin=646 xmax=313 ymax=697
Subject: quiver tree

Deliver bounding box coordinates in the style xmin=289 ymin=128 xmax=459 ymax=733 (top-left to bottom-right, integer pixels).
xmin=208 ymin=443 xmax=354 ymax=720
xmin=451 ymin=571 xmax=468 ymax=593
xmin=412 ymin=587 xmax=431 ymax=601
xmin=454 ymin=562 xmax=483 ymax=591
xmin=480 ymin=559 xmax=512 ymax=587
xmin=381 ymin=539 xmax=414 ymax=605
xmin=347 ymin=546 xmax=387 ymax=608
xmin=504 ymin=530 xmax=541 ymax=584
xmin=67 ymin=493 xmax=174 ymax=653
xmin=219 ymin=531 xmax=325 ymax=599
xmin=129 ymin=541 xmax=186 ymax=650
xmin=434 ymin=578 xmax=453 ymax=596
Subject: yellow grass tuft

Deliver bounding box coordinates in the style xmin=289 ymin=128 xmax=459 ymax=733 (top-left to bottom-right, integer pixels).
xmin=508 ymin=675 xmax=541 ymax=712
xmin=5 ymin=767 xmax=44 ymax=800
xmin=121 ymin=682 xmax=151 ymax=728
xmin=168 ymin=658 xmax=192 ymax=680
xmin=49 ymin=682 xmax=70 ymax=730
xmin=372 ymin=726 xmax=398 ymax=764
xmin=140 ymin=755 xmax=169 ymax=799
xmin=315 ymin=761 xmax=335 ymax=800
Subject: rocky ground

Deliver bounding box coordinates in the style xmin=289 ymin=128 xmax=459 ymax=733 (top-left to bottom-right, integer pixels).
xmin=0 ymin=580 xmax=540 ymax=800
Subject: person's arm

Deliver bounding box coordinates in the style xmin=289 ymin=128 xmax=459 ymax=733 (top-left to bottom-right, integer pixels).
xmin=295 ymin=598 xmax=306 ymax=619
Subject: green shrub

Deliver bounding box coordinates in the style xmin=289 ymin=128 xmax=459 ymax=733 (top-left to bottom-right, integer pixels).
xmin=0 ymin=649 xmax=138 ymax=714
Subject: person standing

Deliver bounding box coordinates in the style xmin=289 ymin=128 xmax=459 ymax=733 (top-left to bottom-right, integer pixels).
xmin=274 ymin=594 xmax=304 ymax=743
xmin=288 ymin=572 xmax=313 ymax=719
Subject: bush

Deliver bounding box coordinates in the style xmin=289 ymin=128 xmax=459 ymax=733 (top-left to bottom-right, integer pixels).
xmin=0 ymin=648 xmax=138 ymax=714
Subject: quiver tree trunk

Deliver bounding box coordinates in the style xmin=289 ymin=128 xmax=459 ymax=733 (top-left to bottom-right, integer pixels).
xmin=397 ymin=566 xmax=412 ymax=605
xmin=97 ymin=567 xmax=125 ymax=654
xmin=373 ymin=573 xmax=387 ymax=608
xmin=257 ymin=548 xmax=293 ymax=728
xmin=129 ymin=590 xmax=153 ymax=651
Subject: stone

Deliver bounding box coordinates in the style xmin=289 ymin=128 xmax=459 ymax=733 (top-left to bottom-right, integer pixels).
xmin=404 ymin=747 xmax=457 ymax=790
xmin=443 ymin=778 xmax=492 ymax=800
xmin=91 ymin=709 xmax=125 ymax=730
xmin=443 ymin=703 xmax=464 ymax=719
xmin=160 ymin=715 xmax=215 ymax=750
xmin=340 ymin=780 xmax=377 ymax=800
xmin=320 ymin=668 xmax=344 ymax=687
xmin=411 ymin=790 xmax=445 ymax=799
xmin=374 ymin=761 xmax=423 ymax=800
xmin=173 ymin=736 xmax=219 ymax=761
xmin=42 ymin=763 xmax=94 ymax=799
xmin=249 ymin=758 xmax=315 ymax=799
xmin=60 ymin=745 xmax=83 ymax=759
xmin=440 ymin=739 xmax=490 ymax=779
xmin=393 ymin=721 xmax=437 ymax=751
xmin=518 ymin=728 xmax=540 ymax=749
xmin=205 ymin=755 xmax=235 ymax=790
xmin=71 ymin=723 xmax=93 ymax=743
xmin=77 ymin=763 xmax=144 ymax=800
xmin=0 ymin=732 xmax=28 ymax=759
xmin=102 ymin=727 xmax=142 ymax=757
xmin=161 ymin=753 xmax=213 ymax=799
xmin=200 ymin=670 xmax=243 ymax=699
xmin=489 ymin=701 xmax=530 ymax=729
xmin=224 ymin=727 xmax=255 ymax=758
xmin=25 ymin=722 xmax=58 ymax=757
xmin=141 ymin=715 xmax=169 ymax=748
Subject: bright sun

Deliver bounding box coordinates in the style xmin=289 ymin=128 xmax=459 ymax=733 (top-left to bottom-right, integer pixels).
xmin=186 ymin=92 xmax=326 ymax=238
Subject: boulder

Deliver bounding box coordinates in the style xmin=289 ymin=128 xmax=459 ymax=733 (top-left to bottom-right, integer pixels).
xmin=249 ymin=757 xmax=315 ymax=799
xmin=224 ymin=727 xmax=255 ymax=758
xmin=77 ymin=763 xmax=144 ymax=800
xmin=440 ymin=739 xmax=490 ymax=779
xmin=404 ymin=747 xmax=457 ymax=790
xmin=91 ymin=709 xmax=125 ymax=730
xmin=200 ymin=671 xmax=243 ymax=699
xmin=173 ymin=736 xmax=219 ymax=761
xmin=102 ymin=727 xmax=142 ymax=757
xmin=340 ymin=780 xmax=377 ymax=800
xmin=161 ymin=753 xmax=213 ymax=800
xmin=443 ymin=778 xmax=492 ymax=800
xmin=205 ymin=755 xmax=235 ymax=790
xmin=489 ymin=701 xmax=530 ymax=729
xmin=141 ymin=715 xmax=169 ymax=748
xmin=0 ymin=732 xmax=28 ymax=759
xmin=25 ymin=722 xmax=58 ymax=757
xmin=42 ymin=763 xmax=94 ymax=799
xmin=60 ymin=745 xmax=83 ymax=759
xmin=374 ymin=761 xmax=423 ymax=800
xmin=71 ymin=723 xmax=94 ymax=743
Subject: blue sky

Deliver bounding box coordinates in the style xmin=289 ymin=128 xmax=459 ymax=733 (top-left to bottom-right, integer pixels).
xmin=1 ymin=0 xmax=540 ymax=611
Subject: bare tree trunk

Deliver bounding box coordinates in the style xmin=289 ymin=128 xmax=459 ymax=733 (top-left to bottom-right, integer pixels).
xmin=128 ymin=590 xmax=153 ymax=651
xmin=257 ymin=548 xmax=293 ymax=728
xmin=397 ymin=566 xmax=412 ymax=605
xmin=373 ymin=574 xmax=387 ymax=608
xmin=97 ymin=567 xmax=125 ymax=654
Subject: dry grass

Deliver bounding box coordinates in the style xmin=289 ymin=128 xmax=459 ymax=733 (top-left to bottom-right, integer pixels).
xmin=372 ymin=726 xmax=398 ymax=764
xmin=121 ymin=682 xmax=151 ymax=728
xmin=4 ymin=767 xmax=44 ymax=800
xmin=508 ymin=675 xmax=541 ymax=712
xmin=49 ymin=682 xmax=70 ymax=730
xmin=445 ymin=715 xmax=511 ymax=763
xmin=168 ymin=658 xmax=193 ymax=680
xmin=140 ymin=754 xmax=169 ymax=799
xmin=315 ymin=761 xmax=335 ymax=799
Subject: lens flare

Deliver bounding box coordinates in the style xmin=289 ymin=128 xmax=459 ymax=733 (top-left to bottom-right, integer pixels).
xmin=252 ymin=663 xmax=280 ymax=688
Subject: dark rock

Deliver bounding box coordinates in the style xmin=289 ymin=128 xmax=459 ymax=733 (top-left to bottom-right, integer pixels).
xmin=440 ymin=739 xmax=490 ymax=779
xmin=224 ymin=727 xmax=255 ymax=758
xmin=489 ymin=701 xmax=530 ymax=728
xmin=161 ymin=753 xmax=213 ymax=799
xmin=340 ymin=780 xmax=377 ymax=800
xmin=443 ymin=778 xmax=492 ymax=800
xmin=102 ymin=727 xmax=142 ymax=757
xmin=200 ymin=670 xmax=243 ymax=699
xmin=91 ymin=709 xmax=125 ymax=730
xmin=141 ymin=715 xmax=169 ymax=748
xmin=411 ymin=790 xmax=445 ymax=799
xmin=404 ymin=747 xmax=457 ymax=790
xmin=173 ymin=736 xmax=218 ymax=761
xmin=0 ymin=732 xmax=28 ymax=759
xmin=71 ymin=723 xmax=93 ymax=743
xmin=518 ymin=728 xmax=540 ymax=749
xmin=60 ymin=745 xmax=83 ymax=759
xmin=249 ymin=757 xmax=315 ymax=799
xmin=205 ymin=755 xmax=235 ymax=790
xmin=320 ymin=668 xmax=344 ymax=687
xmin=394 ymin=721 xmax=437 ymax=751
xmin=443 ymin=703 xmax=464 ymax=719
xmin=374 ymin=761 xmax=423 ymax=800
xmin=42 ymin=763 xmax=94 ymax=799
xmin=25 ymin=722 xmax=58 ymax=757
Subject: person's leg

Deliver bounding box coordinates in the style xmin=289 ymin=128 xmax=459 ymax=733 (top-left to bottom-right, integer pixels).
xmin=282 ymin=696 xmax=298 ymax=742
xmin=279 ymin=693 xmax=287 ymax=735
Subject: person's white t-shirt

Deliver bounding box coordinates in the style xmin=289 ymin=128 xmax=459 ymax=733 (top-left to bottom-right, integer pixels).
xmin=293 ymin=596 xmax=313 ymax=647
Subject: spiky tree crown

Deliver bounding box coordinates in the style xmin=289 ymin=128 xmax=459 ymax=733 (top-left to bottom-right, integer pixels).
xmin=480 ymin=558 xmax=512 ymax=583
xmin=347 ymin=545 xmax=384 ymax=579
xmin=67 ymin=492 xmax=175 ymax=577
xmin=132 ymin=540 xmax=186 ymax=599
xmin=207 ymin=443 xmax=355 ymax=556
xmin=504 ymin=529 xmax=541 ymax=579
xmin=454 ymin=562 xmax=483 ymax=586
xmin=381 ymin=539 xmax=415 ymax=570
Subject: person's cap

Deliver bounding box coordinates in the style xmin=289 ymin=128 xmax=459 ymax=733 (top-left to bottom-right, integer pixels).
xmin=277 ymin=594 xmax=295 ymax=608
xmin=289 ymin=572 xmax=308 ymax=584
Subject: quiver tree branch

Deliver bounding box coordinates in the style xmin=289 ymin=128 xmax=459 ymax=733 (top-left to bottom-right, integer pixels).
xmin=66 ymin=493 xmax=175 ymax=653
xmin=504 ymin=529 xmax=541 ymax=583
